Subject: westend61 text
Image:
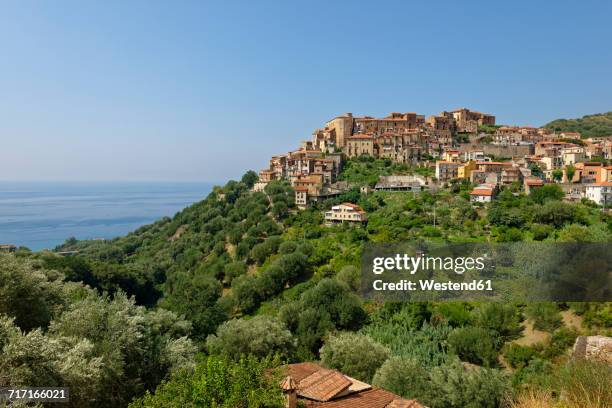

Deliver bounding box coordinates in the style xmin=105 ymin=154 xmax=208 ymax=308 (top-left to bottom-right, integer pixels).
xmin=373 ymin=279 xmax=493 ymax=292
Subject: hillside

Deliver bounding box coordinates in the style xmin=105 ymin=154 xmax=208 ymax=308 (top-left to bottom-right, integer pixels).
xmin=3 ymin=159 xmax=612 ymax=407
xmin=543 ymin=111 xmax=612 ymax=137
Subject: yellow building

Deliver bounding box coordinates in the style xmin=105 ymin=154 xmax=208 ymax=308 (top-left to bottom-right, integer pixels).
xmin=458 ymin=161 xmax=478 ymax=179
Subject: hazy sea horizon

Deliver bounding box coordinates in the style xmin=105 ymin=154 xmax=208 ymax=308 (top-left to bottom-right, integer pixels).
xmin=0 ymin=181 xmax=215 ymax=251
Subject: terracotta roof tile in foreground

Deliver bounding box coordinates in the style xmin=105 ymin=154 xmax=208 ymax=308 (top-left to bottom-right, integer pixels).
xmin=303 ymin=388 xmax=424 ymax=408
xmin=298 ymin=369 xmax=351 ymax=402
xmin=286 ymin=362 xmax=321 ymax=382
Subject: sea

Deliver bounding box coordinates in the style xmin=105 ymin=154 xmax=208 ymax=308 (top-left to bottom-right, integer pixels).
xmin=0 ymin=181 xmax=215 ymax=251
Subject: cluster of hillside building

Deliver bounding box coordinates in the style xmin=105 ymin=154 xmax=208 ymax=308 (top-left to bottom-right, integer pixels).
xmin=254 ymin=108 xmax=612 ymax=221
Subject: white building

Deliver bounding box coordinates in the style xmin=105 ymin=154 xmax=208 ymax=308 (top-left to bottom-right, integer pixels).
xmin=294 ymin=186 xmax=308 ymax=209
xmin=324 ymin=203 xmax=367 ymax=224
xmin=585 ymin=182 xmax=612 ymax=206
xmin=561 ymin=146 xmax=586 ymax=166
xmin=469 ymin=184 xmax=495 ymax=203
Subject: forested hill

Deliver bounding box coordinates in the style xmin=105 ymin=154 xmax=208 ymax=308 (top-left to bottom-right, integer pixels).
xmin=3 ymin=158 xmax=612 ymax=407
xmin=543 ymin=111 xmax=612 ymax=137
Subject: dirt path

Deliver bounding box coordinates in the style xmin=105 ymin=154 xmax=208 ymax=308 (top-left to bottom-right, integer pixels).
xmin=560 ymin=310 xmax=583 ymax=331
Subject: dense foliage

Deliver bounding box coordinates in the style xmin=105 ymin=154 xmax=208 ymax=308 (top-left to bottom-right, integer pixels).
xmin=3 ymin=161 xmax=611 ymax=407
xmin=543 ymin=111 xmax=612 ymax=138
xmin=129 ymin=355 xmax=284 ymax=408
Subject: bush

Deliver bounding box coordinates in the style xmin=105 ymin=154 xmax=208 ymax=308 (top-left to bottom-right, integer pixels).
xmin=278 ymin=241 xmax=297 ymax=254
xmin=433 ymin=302 xmax=471 ymax=327
xmin=372 ymin=357 xmax=428 ymax=400
xmin=530 ymin=184 xmax=564 ymax=204
xmin=543 ymin=327 xmax=578 ymax=359
xmin=223 ymin=261 xmax=247 ymax=284
xmin=206 ymin=316 xmax=295 ymax=360
xmin=504 ymin=344 xmax=538 ymax=369
xmin=447 ymin=326 xmax=499 ymax=367
xmin=534 ymin=201 xmax=578 ymax=227
xmin=424 ymin=360 xmax=511 ymax=408
xmin=336 ymin=265 xmax=360 ymax=292
xmin=471 ymin=303 xmax=522 ymax=341
xmin=530 ymin=223 xmax=553 ymax=241
xmin=320 ymin=332 xmax=389 ymax=382
xmin=129 ymin=355 xmax=285 ymax=408
xmin=525 ymin=303 xmax=562 ymax=332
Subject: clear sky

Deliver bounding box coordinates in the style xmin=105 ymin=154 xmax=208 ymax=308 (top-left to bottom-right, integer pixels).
xmin=1 ymin=0 xmax=610 ymax=182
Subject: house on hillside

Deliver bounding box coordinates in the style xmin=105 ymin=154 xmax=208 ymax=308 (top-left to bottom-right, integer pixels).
xmin=524 ymin=177 xmax=544 ymax=194
xmin=324 ymin=203 xmax=367 ymax=224
xmin=470 ymin=184 xmax=496 ymax=203
xmin=281 ymin=362 xmax=425 ymax=408
xmin=0 ymin=244 xmax=16 ymax=253
xmin=585 ymin=182 xmax=612 ymax=206
xmin=374 ymin=175 xmax=430 ymax=192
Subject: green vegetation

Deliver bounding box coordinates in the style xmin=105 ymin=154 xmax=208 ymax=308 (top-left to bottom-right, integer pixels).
xmin=2 ymin=158 xmax=611 ymax=407
xmin=338 ymin=155 xmax=433 ymax=186
xmin=320 ymin=332 xmax=389 ymax=382
xmin=0 ymin=255 xmax=196 ymax=407
xmin=129 ymin=355 xmax=284 ymax=408
xmin=544 ymin=111 xmax=612 ymax=138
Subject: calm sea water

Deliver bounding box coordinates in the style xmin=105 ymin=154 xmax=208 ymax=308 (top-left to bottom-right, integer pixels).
xmin=0 ymin=181 xmax=214 ymax=251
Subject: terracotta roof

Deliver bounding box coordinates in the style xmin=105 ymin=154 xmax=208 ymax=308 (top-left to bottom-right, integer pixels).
xmin=294 ymin=186 xmax=309 ymax=192
xmin=286 ymin=362 xmax=322 ymax=382
xmin=525 ymin=178 xmax=544 ymax=186
xmin=339 ymin=203 xmax=364 ymax=211
xmin=298 ymin=369 xmax=352 ymax=402
xmin=303 ymin=388 xmax=424 ymax=408
xmin=386 ymin=398 xmax=425 ymax=408
xmin=590 ymin=182 xmax=612 ymax=187
xmin=470 ymin=188 xmax=494 ymax=196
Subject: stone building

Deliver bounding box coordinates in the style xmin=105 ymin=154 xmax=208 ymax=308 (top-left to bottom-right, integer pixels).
xmin=452 ymin=108 xmax=495 ymax=132
xmin=345 ymin=134 xmax=374 ymax=157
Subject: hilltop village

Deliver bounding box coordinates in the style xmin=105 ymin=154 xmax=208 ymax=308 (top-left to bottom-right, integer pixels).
xmin=254 ymin=108 xmax=612 ymax=220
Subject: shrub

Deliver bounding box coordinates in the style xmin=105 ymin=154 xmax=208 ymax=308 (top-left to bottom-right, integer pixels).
xmin=504 ymin=344 xmax=538 ymax=369
xmin=524 ymin=303 xmax=562 ymax=332
xmin=320 ymin=332 xmax=389 ymax=382
xmin=372 ymin=357 xmax=428 ymax=401
xmin=471 ymin=303 xmax=522 ymax=341
xmin=530 ymin=224 xmax=553 ymax=241
xmin=129 ymin=355 xmax=285 ymax=408
xmin=433 ymin=302 xmax=471 ymax=327
xmin=534 ymin=201 xmax=578 ymax=227
xmin=206 ymin=316 xmax=295 ymax=360
xmin=447 ymin=326 xmax=499 ymax=367
xmin=543 ymin=327 xmax=578 ymax=359
xmin=278 ymin=241 xmax=297 ymax=254
xmin=424 ymin=360 xmax=511 ymax=408
xmin=336 ymin=265 xmax=360 ymax=292
xmin=223 ymin=261 xmax=247 ymax=284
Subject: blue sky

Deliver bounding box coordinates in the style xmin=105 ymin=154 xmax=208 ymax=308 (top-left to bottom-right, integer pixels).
xmin=1 ymin=0 xmax=610 ymax=182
